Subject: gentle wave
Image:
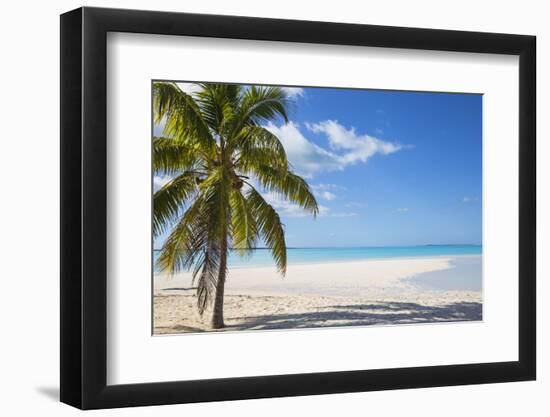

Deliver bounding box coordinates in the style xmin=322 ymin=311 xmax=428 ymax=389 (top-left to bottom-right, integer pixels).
xmin=153 ymin=245 xmax=481 ymax=271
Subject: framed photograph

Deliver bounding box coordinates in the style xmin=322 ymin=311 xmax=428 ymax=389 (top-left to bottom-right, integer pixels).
xmin=60 ymin=7 xmax=536 ymax=409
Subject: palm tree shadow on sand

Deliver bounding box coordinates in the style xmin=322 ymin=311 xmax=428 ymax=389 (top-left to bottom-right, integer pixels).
xmin=224 ymin=301 xmax=482 ymax=331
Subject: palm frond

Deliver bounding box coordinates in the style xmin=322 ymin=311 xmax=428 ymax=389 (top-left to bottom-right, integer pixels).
xmin=194 ymin=83 xmax=242 ymax=137
xmin=153 ymin=82 xmax=216 ymax=155
xmin=236 ymin=147 xmax=288 ymax=175
xmin=156 ymin=196 xmax=207 ymax=275
xmin=230 ymin=188 xmax=258 ymax=255
xmin=228 ymin=86 xmax=289 ymax=141
xmin=153 ymin=171 xmax=198 ymax=237
xmin=239 ymin=86 xmax=289 ymax=125
xmin=232 ymin=126 xmax=288 ymax=165
xmin=249 ymin=166 xmax=319 ymax=216
xmin=246 ymin=186 xmax=287 ymax=274
xmin=194 ymin=240 xmax=222 ymax=315
xmin=153 ymin=136 xmax=199 ymax=176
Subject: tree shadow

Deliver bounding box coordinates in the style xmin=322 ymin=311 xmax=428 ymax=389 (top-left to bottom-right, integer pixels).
xmin=155 ymin=324 xmax=204 ymax=333
xmin=227 ymin=301 xmax=482 ymax=331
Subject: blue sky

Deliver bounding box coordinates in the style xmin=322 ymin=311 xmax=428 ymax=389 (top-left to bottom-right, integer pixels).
xmin=154 ymin=83 xmax=482 ymax=248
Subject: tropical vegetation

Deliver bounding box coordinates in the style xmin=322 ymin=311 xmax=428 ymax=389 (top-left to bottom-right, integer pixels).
xmin=153 ymin=82 xmax=318 ymax=329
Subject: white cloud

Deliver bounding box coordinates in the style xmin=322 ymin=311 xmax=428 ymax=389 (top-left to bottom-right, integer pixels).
xmin=176 ymin=82 xmax=202 ymax=95
xmin=262 ymin=191 xmax=325 ymax=217
xmin=328 ymin=212 xmax=358 ymax=218
xmin=244 ymin=180 xmax=315 ymax=218
xmin=264 ymin=121 xmax=342 ymax=178
xmin=257 ymin=188 xmax=355 ymax=219
xmin=463 ymin=196 xmax=478 ymax=203
xmin=310 ymin=184 xmax=338 ymax=201
xmin=319 ymin=191 xmax=336 ymax=201
xmin=311 ymin=183 xmax=338 ymax=190
xmin=306 ymin=120 xmax=402 ymax=165
xmin=153 ymin=119 xmax=165 ymax=137
xmin=153 ymin=175 xmax=172 ymax=191
xmin=265 ymin=196 xmax=358 ymax=218
xmin=264 ymin=120 xmax=403 ymax=178
xmin=346 ymin=202 xmax=368 ymax=209
xmin=281 ymin=87 xmax=305 ymax=99
xmin=318 ymin=206 xmax=331 ymax=216
xmin=396 ymin=207 xmax=409 ymax=212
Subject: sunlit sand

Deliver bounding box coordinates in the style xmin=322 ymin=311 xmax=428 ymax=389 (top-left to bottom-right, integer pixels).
xmin=154 ymin=255 xmax=482 ymax=334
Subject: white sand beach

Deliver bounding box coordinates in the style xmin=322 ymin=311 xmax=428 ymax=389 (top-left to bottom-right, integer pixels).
xmin=154 ymin=256 xmax=482 ymax=334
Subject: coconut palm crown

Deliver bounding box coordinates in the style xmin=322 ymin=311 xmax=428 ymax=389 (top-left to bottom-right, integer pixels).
xmin=153 ymin=82 xmax=318 ymax=329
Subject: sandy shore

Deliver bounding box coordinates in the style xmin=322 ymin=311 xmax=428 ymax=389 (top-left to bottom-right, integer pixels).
xmin=154 ymin=256 xmax=482 ymax=334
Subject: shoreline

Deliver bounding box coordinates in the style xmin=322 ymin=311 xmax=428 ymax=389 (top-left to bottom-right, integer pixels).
xmin=226 ymin=253 xmax=482 ymax=271
xmin=155 ymin=253 xmax=482 ymax=275
xmin=154 ymin=255 xmax=482 ymax=333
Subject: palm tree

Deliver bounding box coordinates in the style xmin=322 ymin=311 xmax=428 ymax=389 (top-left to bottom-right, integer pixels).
xmin=153 ymin=82 xmax=318 ymax=329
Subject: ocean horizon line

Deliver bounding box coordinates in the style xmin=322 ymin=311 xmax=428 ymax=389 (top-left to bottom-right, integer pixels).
xmin=153 ymin=243 xmax=482 ymax=251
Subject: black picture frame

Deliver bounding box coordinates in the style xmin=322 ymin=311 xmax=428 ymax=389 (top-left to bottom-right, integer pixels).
xmin=60 ymin=6 xmax=536 ymax=410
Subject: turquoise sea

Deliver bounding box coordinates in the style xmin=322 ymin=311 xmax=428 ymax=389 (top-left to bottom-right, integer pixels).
xmin=154 ymin=245 xmax=481 ymax=271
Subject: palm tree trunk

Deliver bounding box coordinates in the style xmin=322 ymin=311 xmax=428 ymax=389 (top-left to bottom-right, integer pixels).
xmin=210 ymin=238 xmax=228 ymax=329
